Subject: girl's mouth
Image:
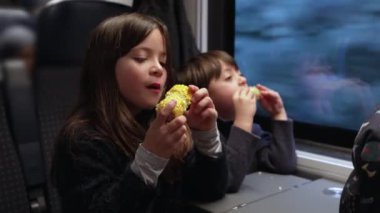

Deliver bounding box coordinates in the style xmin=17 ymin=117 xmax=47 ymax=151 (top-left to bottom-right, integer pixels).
xmin=147 ymin=83 xmax=161 ymax=94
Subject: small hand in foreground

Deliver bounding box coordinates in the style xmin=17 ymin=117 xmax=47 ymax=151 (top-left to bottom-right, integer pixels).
xmin=143 ymin=100 xmax=188 ymax=158
xmin=232 ymin=87 xmax=256 ymax=132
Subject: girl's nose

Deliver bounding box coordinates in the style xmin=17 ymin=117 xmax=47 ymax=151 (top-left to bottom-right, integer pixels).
xmin=150 ymin=61 xmax=164 ymax=76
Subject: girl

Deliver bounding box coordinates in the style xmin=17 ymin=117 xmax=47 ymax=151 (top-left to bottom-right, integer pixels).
xmin=51 ymin=13 xmax=227 ymax=213
xmin=177 ymin=50 xmax=297 ymax=192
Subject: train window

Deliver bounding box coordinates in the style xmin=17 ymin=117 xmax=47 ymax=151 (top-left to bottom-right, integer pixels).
xmin=209 ymin=0 xmax=380 ymax=150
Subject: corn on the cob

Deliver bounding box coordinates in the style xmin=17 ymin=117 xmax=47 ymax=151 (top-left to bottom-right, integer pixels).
xmin=156 ymin=84 xmax=193 ymax=159
xmin=156 ymin=84 xmax=192 ymax=117
xmin=250 ymin=86 xmax=261 ymax=99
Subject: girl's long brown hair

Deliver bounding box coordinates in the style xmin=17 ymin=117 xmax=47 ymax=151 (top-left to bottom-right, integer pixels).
xmin=61 ymin=13 xmax=174 ymax=157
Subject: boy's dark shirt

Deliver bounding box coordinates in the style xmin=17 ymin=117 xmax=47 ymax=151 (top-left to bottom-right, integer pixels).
xmin=218 ymin=119 xmax=297 ymax=192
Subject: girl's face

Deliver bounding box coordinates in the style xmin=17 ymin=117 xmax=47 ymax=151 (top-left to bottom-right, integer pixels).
xmin=115 ymin=29 xmax=167 ymax=115
xmin=208 ymin=60 xmax=248 ymax=120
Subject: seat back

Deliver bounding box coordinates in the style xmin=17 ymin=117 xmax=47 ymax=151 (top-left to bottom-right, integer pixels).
xmin=0 ymin=8 xmax=43 ymax=213
xmin=0 ymin=63 xmax=30 ymax=213
xmin=34 ymin=1 xmax=132 ymax=212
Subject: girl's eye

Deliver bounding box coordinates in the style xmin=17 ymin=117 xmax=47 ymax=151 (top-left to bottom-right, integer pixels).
xmin=133 ymin=57 xmax=146 ymax=63
xmin=159 ymin=61 xmax=167 ymax=67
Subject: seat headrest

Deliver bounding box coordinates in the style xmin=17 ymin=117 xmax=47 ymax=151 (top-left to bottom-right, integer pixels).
xmin=36 ymin=0 xmax=132 ymax=66
xmin=0 ymin=8 xmax=35 ymax=33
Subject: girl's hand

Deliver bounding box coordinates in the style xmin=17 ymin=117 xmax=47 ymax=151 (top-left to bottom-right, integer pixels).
xmin=143 ymin=100 xmax=188 ymax=158
xmin=256 ymin=84 xmax=288 ymax=120
xmin=185 ymin=85 xmax=218 ymax=131
xmin=232 ymin=87 xmax=256 ymax=132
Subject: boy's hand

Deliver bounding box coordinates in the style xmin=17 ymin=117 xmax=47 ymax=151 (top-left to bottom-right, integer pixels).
xmin=185 ymin=85 xmax=218 ymax=131
xmin=232 ymin=87 xmax=256 ymax=132
xmin=143 ymin=100 xmax=188 ymax=158
xmin=256 ymin=84 xmax=288 ymax=120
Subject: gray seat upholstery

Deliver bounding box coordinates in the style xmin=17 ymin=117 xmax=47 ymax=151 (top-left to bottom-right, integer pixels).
xmin=34 ymin=1 xmax=132 ymax=212
xmin=0 ymin=64 xmax=30 ymax=213
xmin=0 ymin=8 xmax=40 ymax=213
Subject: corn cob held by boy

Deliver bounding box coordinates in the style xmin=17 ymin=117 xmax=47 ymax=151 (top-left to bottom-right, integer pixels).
xmin=250 ymin=86 xmax=261 ymax=99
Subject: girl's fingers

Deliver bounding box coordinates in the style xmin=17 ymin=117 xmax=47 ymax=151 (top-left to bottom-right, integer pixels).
xmin=188 ymin=84 xmax=199 ymax=93
xmin=172 ymin=133 xmax=188 ymax=152
xmin=165 ymin=115 xmax=187 ymax=133
xmin=191 ymin=96 xmax=214 ymax=114
xmin=172 ymin=125 xmax=187 ymax=141
xmin=200 ymin=107 xmax=218 ymax=119
xmin=180 ymin=133 xmax=188 ymax=144
xmin=155 ymin=100 xmax=176 ymax=124
xmin=191 ymin=88 xmax=209 ymax=104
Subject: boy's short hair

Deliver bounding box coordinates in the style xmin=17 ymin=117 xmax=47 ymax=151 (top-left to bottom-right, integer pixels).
xmin=177 ymin=50 xmax=238 ymax=88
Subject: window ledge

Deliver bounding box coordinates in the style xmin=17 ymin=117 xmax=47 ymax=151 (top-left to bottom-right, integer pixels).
xmin=296 ymin=150 xmax=353 ymax=183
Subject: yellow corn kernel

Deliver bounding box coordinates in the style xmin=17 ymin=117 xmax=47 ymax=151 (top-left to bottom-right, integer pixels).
xmin=156 ymin=84 xmax=192 ymax=117
xmin=250 ymin=86 xmax=261 ymax=99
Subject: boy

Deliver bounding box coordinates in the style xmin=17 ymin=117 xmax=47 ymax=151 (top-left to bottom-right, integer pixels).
xmin=177 ymin=50 xmax=297 ymax=192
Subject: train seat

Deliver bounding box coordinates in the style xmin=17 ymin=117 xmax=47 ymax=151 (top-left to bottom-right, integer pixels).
xmin=34 ymin=1 xmax=132 ymax=212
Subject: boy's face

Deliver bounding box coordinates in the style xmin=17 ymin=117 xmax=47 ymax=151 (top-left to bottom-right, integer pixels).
xmin=208 ymin=60 xmax=248 ymax=120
